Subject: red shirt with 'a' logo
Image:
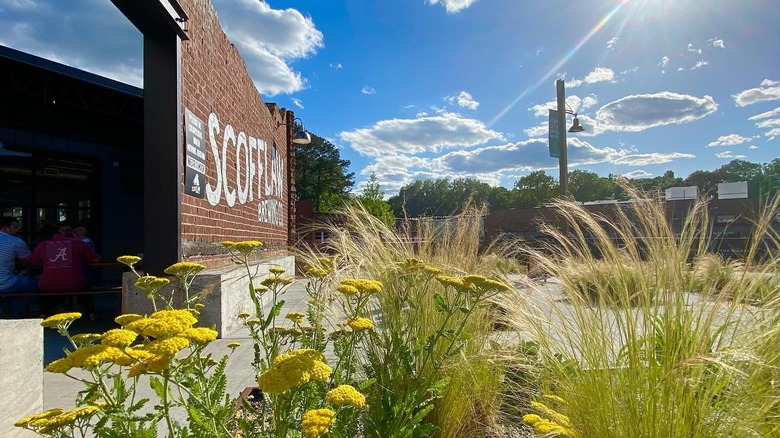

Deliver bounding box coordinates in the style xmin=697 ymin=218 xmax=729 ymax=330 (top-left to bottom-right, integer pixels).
xmin=32 ymin=235 xmax=100 ymax=292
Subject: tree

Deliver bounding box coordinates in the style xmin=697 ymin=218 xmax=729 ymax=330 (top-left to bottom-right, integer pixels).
xmin=568 ymin=170 xmax=615 ymax=202
xmin=683 ymin=170 xmax=723 ymax=197
xmin=295 ymin=134 xmax=354 ymax=212
xmin=512 ymin=171 xmax=557 ymax=208
xmin=354 ymin=173 xmax=395 ymax=227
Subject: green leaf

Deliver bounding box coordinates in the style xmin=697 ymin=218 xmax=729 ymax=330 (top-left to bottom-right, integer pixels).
xmin=149 ymin=376 xmax=166 ymax=401
xmin=433 ymin=293 xmax=447 ymax=312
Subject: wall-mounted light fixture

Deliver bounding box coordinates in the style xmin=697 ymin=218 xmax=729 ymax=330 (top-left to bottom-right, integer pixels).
xmin=277 ymin=117 xmax=312 ymax=145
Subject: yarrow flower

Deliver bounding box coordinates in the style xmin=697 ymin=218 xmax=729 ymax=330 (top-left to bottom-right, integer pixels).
xmin=164 ymin=262 xmax=206 ymax=278
xmin=336 ymin=284 xmax=359 ymax=296
xmin=304 ymin=266 xmax=328 ymax=278
xmin=339 ymin=278 xmax=382 ymax=295
xmin=462 ymin=275 xmax=509 ymax=292
xmin=145 ymin=337 xmax=190 ymax=356
xmin=16 ymin=405 xmax=101 ymax=434
xmin=400 ymin=258 xmax=425 ymax=271
xmin=41 ymin=312 xmax=82 ymax=329
xmin=115 ymin=314 xmax=143 ymax=326
xmin=269 ymin=266 xmax=286 ymax=274
xmin=261 ymin=275 xmax=294 ymax=287
xmin=423 ymin=265 xmax=443 ymax=276
xmin=230 ymin=240 xmax=263 ymax=255
xmin=286 ymin=311 xmax=306 ymax=324
xmin=135 ymin=276 xmax=170 ymax=293
xmin=117 ymin=255 xmax=141 ymax=267
xmin=301 ymin=408 xmax=335 ymax=438
xmin=347 ymin=317 xmax=374 ymax=331
xmin=180 ymin=327 xmax=218 ymax=345
xmin=522 ymin=414 xmax=576 ymax=437
xmin=227 ymin=341 xmax=241 ymax=349
xmin=257 ymin=349 xmax=330 ymax=394
xmin=325 ymin=384 xmax=366 ymax=408
xmin=100 ymin=329 xmax=138 ymax=348
xmin=435 ymin=275 xmax=469 ymax=291
xmin=238 ymin=311 xmax=251 ymax=319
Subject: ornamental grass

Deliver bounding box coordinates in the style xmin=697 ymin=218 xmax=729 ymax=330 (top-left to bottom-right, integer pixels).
xmin=498 ymin=189 xmax=780 ymax=438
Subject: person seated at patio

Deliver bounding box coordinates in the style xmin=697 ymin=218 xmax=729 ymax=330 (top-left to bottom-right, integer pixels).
xmin=0 ymin=217 xmax=38 ymax=317
xmin=32 ymin=222 xmax=102 ymax=320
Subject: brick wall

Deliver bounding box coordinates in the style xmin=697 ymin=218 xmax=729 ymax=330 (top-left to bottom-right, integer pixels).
xmin=177 ymin=0 xmax=293 ymax=268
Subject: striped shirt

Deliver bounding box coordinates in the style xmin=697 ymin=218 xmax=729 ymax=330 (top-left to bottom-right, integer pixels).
xmin=0 ymin=231 xmax=31 ymax=291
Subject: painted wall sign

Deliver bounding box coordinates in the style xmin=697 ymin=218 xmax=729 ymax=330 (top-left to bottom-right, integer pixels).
xmin=204 ymin=112 xmax=285 ymax=226
xmin=184 ymin=108 xmax=207 ymax=198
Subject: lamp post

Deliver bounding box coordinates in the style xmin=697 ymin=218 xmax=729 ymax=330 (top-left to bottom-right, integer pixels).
xmin=555 ymin=79 xmax=585 ymax=199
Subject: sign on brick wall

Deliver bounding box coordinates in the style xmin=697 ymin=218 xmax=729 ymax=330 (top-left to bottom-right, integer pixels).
xmin=205 ymin=112 xmax=285 ymax=226
xmin=184 ymin=108 xmax=206 ymax=198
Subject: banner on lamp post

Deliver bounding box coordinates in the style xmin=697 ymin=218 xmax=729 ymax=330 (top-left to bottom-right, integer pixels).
xmin=548 ymin=109 xmax=560 ymax=158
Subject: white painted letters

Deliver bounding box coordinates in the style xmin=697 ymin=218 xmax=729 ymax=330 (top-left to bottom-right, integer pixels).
xmin=204 ymin=112 xmax=285 ymax=226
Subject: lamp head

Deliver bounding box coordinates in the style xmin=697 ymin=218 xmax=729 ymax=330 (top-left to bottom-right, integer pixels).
xmin=568 ymin=115 xmax=585 ymax=133
xmin=293 ymin=129 xmax=312 ymax=145
xmin=278 ymin=117 xmax=312 ymax=145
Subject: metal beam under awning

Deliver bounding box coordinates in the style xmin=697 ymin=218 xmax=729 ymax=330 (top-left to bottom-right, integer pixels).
xmin=110 ymin=0 xmax=189 ymax=40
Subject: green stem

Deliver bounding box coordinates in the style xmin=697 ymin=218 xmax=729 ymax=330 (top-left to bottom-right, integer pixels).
xmin=161 ymin=370 xmax=175 ymax=438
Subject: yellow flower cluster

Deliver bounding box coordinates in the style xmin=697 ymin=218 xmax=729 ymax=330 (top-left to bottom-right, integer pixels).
xmin=304 ymin=266 xmax=329 ymax=278
xmin=101 ymin=329 xmax=138 ymax=348
xmin=227 ymin=341 xmax=241 ymax=349
xmin=238 ymin=311 xmax=251 ymax=319
xmin=286 ymin=311 xmax=306 ymax=324
xmin=325 ymin=385 xmax=366 ymax=408
xmin=462 ymin=275 xmax=510 ymax=292
xmin=339 ymin=278 xmax=382 ymax=295
xmin=125 ymin=309 xmax=198 ymax=338
xmin=435 ymin=275 xmax=468 ymax=291
xmin=40 ymin=312 xmax=82 ymax=329
xmin=261 ymin=275 xmax=294 ymax=287
xmin=347 ymin=317 xmax=374 ymax=331
xmin=522 ymin=400 xmax=577 ymax=438
xmin=115 ymin=313 xmax=143 ymax=326
xmin=270 ymin=266 xmax=286 ymax=274
xmin=45 ymin=345 xmax=125 ymax=373
xmin=400 ymin=258 xmax=425 ymax=271
xmin=336 ymin=284 xmax=359 ymax=296
xmin=257 ymin=349 xmax=332 ymax=394
xmin=164 ymin=261 xmax=206 ymax=278
xmin=422 ymin=265 xmax=443 ymax=276
xmin=16 ymin=405 xmax=100 ymax=433
xmin=134 ymin=275 xmax=170 ymax=292
xmin=180 ymin=327 xmax=218 ymax=345
xmin=301 ymin=408 xmax=335 ymax=438
xmin=223 ymin=240 xmax=263 ymax=255
xmin=117 ymin=255 xmax=141 ymax=267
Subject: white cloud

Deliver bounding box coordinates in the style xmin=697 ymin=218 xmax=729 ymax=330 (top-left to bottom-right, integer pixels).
xmin=715 ymin=151 xmax=746 ymax=159
xmin=524 ymin=122 xmax=548 ymax=138
xmin=565 ymin=78 xmax=583 ymax=88
xmin=361 ymin=85 xmax=376 ymax=95
xmin=584 ymin=67 xmax=615 ymax=84
xmin=713 ymin=39 xmax=725 ymax=49
xmin=623 ymin=170 xmax=652 ymax=179
xmin=339 ymin=112 xmax=504 ymax=157
xmin=607 ymin=37 xmax=619 ymax=49
xmin=529 ymin=95 xmax=594 ymax=117
xmin=748 ymin=107 xmax=780 ymax=120
xmin=427 ymin=0 xmax=478 ymax=13
xmin=445 ymin=91 xmax=480 ymax=110
xmin=755 ymin=118 xmax=780 ymax=129
xmin=595 ymin=92 xmax=718 ymax=132
xmin=213 ymin=0 xmax=324 ymax=96
xmin=0 ymin=0 xmax=143 ymax=86
xmin=660 ymin=55 xmax=670 ymax=73
xmin=748 ymin=145 xmax=759 ymax=150
xmin=733 ymin=79 xmax=780 ymax=106
xmin=687 ymin=43 xmax=702 ymax=54
xmin=690 ymin=60 xmax=709 ymax=70
xmin=707 ymin=134 xmax=756 ymax=147
xmin=291 ymin=98 xmax=304 ymax=109
xmin=329 ymin=62 xmax=342 ymax=69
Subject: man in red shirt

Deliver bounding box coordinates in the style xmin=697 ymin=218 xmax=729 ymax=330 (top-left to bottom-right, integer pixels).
xmin=32 ymin=222 xmax=101 ymax=318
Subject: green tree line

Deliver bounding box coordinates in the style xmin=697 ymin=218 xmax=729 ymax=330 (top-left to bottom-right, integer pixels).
xmin=295 ymin=133 xmax=780 ymax=218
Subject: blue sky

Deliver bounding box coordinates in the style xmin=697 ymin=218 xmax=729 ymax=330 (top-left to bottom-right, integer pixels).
xmin=1 ymin=0 xmax=779 ymax=195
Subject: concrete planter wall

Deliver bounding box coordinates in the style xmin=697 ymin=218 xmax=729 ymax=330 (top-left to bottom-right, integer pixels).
xmin=0 ymin=318 xmax=43 ymax=437
xmin=122 ymin=255 xmax=295 ymax=337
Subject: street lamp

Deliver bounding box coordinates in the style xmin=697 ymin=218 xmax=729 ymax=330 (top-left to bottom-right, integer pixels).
xmin=277 ymin=117 xmax=312 ymax=145
xmin=555 ymin=79 xmax=585 ymax=198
